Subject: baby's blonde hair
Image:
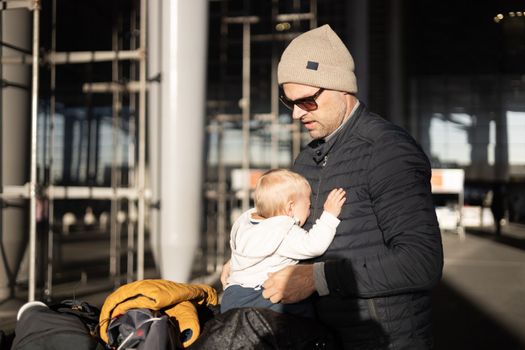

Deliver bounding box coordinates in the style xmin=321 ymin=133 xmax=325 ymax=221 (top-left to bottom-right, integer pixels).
xmin=254 ymin=169 xmax=311 ymax=218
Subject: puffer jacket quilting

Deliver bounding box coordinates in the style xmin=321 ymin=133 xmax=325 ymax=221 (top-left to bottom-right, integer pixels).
xmin=292 ymin=103 xmax=443 ymax=348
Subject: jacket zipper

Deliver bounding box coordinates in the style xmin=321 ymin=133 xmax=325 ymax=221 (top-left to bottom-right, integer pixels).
xmin=313 ymin=155 xmax=328 ymax=219
xmin=367 ymin=298 xmax=379 ymax=321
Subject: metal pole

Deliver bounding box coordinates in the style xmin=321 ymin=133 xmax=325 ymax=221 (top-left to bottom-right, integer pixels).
xmin=213 ymin=10 xmax=228 ymax=273
xmin=82 ymin=81 xmax=148 ymax=93
xmin=270 ymin=62 xmax=279 ymax=169
xmin=241 ymin=22 xmax=251 ymax=212
xmin=270 ymin=1 xmax=279 ymax=169
xmin=44 ymin=0 xmax=57 ymax=300
xmin=47 ymin=50 xmax=142 ymax=64
xmin=223 ymin=16 xmax=258 ymax=212
xmin=28 ymin=0 xmax=40 ymax=302
xmin=0 ymin=5 xmax=4 ymax=298
xmin=127 ymin=4 xmax=137 ymax=283
xmin=215 ymin=121 xmax=226 ymax=270
xmin=137 ymin=0 xmax=146 ymax=280
xmin=1 ymin=50 xmax=144 ymax=65
xmin=1 ymin=185 xmax=144 ymax=200
xmin=110 ymin=20 xmax=122 ymax=287
xmin=309 ymin=0 xmax=317 ymax=28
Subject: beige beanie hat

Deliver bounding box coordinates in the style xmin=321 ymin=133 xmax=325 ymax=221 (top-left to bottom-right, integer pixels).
xmin=278 ymin=24 xmax=357 ymax=93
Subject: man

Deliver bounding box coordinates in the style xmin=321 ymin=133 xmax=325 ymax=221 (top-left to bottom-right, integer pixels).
xmin=261 ymin=24 xmax=444 ymax=349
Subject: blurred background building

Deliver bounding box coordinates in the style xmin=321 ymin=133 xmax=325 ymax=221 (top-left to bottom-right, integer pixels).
xmin=1 ymin=0 xmax=525 ymax=348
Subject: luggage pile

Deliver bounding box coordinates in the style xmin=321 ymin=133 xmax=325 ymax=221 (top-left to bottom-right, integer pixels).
xmin=8 ymin=279 xmax=337 ymax=349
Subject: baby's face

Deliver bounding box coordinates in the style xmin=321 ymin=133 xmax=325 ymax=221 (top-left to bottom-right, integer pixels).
xmin=293 ymin=189 xmax=311 ymax=226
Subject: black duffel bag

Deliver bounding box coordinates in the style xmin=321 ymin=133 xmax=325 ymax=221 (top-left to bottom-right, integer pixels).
xmin=10 ymin=300 xmax=105 ymax=350
xmin=189 ymin=307 xmax=338 ymax=350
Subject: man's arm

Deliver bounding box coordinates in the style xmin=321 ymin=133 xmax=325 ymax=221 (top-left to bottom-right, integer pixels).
xmin=262 ymin=264 xmax=316 ymax=303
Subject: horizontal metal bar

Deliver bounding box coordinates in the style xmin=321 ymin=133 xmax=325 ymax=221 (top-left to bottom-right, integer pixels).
xmin=206 ymin=120 xmax=296 ymax=133
xmin=1 ymin=49 xmax=144 ymax=65
xmin=0 ymin=185 xmax=30 ymax=199
xmin=252 ymin=33 xmax=301 ymax=42
xmin=275 ymin=13 xmax=315 ymax=21
xmin=1 ymin=185 xmax=151 ymax=200
xmin=204 ymin=189 xmax=238 ymax=200
xmin=209 ymin=113 xmax=273 ymax=122
xmin=0 ymin=0 xmax=31 ymax=10
xmin=223 ymin=16 xmax=260 ymax=24
xmin=47 ymin=49 xmax=143 ymax=64
xmin=0 ymin=54 xmax=33 ymax=64
xmin=82 ymin=81 xmax=149 ymax=93
xmin=48 ymin=186 xmax=140 ymax=200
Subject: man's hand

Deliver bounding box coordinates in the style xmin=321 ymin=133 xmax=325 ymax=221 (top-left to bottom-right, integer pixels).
xmin=220 ymin=260 xmax=231 ymax=290
xmin=262 ymin=264 xmax=316 ymax=304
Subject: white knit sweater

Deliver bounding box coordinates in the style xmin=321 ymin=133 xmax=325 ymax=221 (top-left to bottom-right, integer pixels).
xmin=226 ymin=208 xmax=340 ymax=289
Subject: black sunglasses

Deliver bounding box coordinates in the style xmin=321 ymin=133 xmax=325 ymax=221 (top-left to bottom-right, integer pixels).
xmin=279 ymin=88 xmax=325 ymax=111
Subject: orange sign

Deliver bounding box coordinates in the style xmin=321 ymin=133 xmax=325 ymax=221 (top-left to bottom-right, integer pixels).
xmin=431 ymin=169 xmax=464 ymax=193
xmin=249 ymin=170 xmax=266 ymax=190
xmin=431 ymin=171 xmax=443 ymax=188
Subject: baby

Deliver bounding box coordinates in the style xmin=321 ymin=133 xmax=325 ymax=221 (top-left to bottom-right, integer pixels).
xmin=221 ymin=169 xmax=345 ymax=318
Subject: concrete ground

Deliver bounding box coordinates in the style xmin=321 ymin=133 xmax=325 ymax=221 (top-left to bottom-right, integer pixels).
xmin=433 ymin=224 xmax=525 ymax=350
xmin=1 ymin=224 xmax=525 ymax=349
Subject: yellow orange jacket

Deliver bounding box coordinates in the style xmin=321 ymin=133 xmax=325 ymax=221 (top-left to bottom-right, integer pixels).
xmin=99 ymin=279 xmax=218 ymax=348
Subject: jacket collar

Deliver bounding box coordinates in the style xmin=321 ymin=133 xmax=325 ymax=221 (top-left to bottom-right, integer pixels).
xmin=309 ymin=101 xmax=366 ymax=164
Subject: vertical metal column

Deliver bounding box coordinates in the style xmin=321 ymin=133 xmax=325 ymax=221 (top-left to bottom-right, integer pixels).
xmin=215 ymin=120 xmax=226 ymax=270
xmin=223 ymin=16 xmax=259 ymax=212
xmin=203 ymin=1 xmax=320 ymax=277
xmin=44 ymin=0 xmax=57 ymax=299
xmin=158 ymin=0 xmax=208 ymax=282
xmin=126 ymin=5 xmax=137 ymax=283
xmin=213 ymin=7 xmax=229 ymax=272
xmin=28 ymin=0 xmax=41 ymax=301
xmin=270 ymin=2 xmax=279 ymax=169
xmin=109 ymin=20 xmax=122 ymax=286
xmin=495 ymin=77 xmax=509 ymax=182
xmin=241 ymin=22 xmax=251 ymax=211
xmin=2 ymin=0 xmax=151 ymax=299
xmin=0 ymin=0 xmax=32 ymax=301
xmin=0 ymin=13 xmax=3 ymax=298
xmin=146 ymin=0 xmax=161 ymax=275
xmin=309 ymin=0 xmax=317 ymax=28
xmin=137 ymin=0 xmax=147 ymax=280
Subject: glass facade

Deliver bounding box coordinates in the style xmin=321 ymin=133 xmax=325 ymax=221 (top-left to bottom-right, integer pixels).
xmin=412 ymin=75 xmax=525 ymax=180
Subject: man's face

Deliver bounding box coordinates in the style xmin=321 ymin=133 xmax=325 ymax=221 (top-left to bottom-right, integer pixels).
xmin=282 ymin=83 xmax=349 ymax=140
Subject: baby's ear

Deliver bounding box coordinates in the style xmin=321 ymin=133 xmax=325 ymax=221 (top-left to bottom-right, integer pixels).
xmin=286 ymin=200 xmax=294 ymax=216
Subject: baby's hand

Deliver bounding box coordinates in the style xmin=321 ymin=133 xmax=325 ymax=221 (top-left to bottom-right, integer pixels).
xmin=323 ymin=188 xmax=346 ymax=218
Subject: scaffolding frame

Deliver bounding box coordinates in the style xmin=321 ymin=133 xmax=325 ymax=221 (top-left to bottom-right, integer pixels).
xmin=0 ymin=0 xmax=148 ymax=301
xmin=203 ymin=0 xmax=317 ymax=273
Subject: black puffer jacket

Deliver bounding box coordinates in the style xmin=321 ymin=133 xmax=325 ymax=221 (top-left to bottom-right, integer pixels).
xmin=293 ymin=103 xmax=443 ymax=349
